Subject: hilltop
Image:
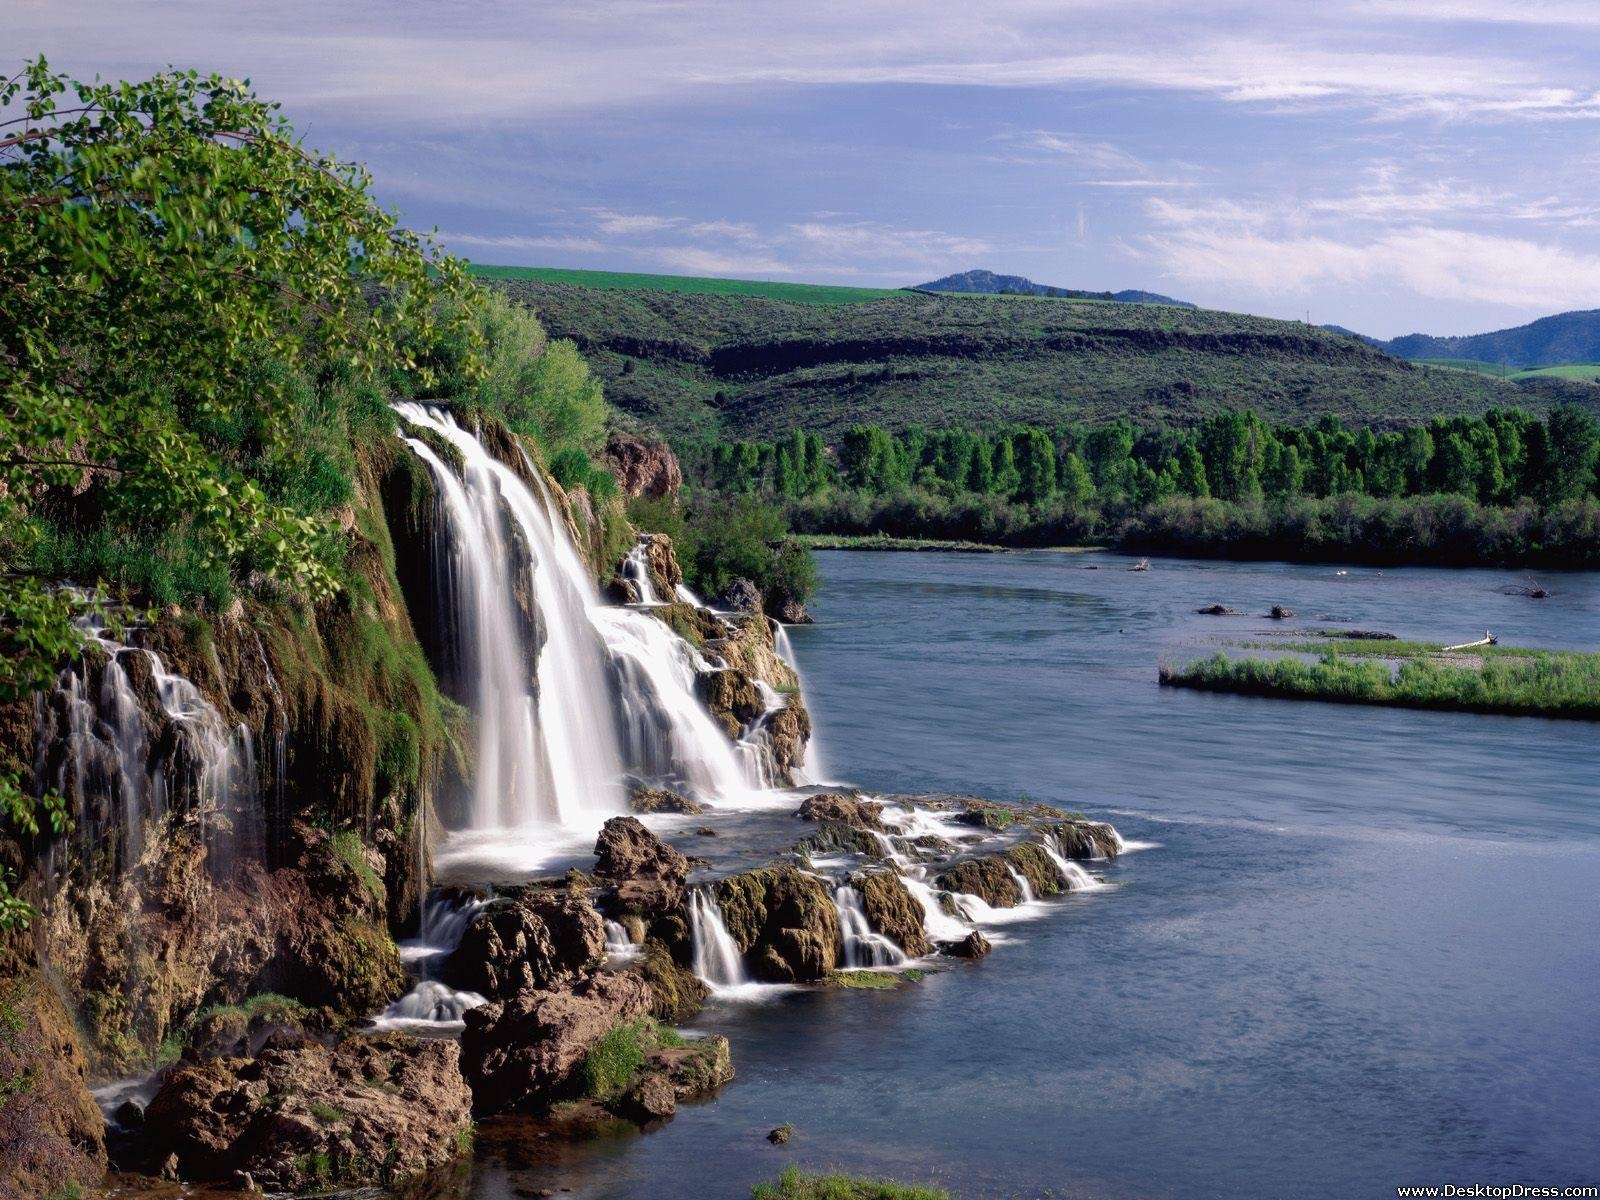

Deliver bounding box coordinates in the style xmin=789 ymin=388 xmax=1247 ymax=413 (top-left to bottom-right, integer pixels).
xmin=485 ymin=272 xmax=1596 ymax=441
xmin=1376 ymin=308 xmax=1600 ymax=370
xmin=915 ymin=268 xmax=1194 ymax=307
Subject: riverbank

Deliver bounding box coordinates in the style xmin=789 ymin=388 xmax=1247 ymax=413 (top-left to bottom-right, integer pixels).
xmin=1159 ymin=641 xmax=1600 ymax=720
xmin=793 ymin=534 xmax=1008 ymax=553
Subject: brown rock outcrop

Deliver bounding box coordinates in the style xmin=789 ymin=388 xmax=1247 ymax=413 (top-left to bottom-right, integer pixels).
xmin=935 ymin=856 xmax=1023 ymax=908
xmin=0 ymin=972 xmax=106 ymax=1200
xmin=798 ymin=792 xmax=885 ymax=831
xmin=448 ymin=890 xmax=604 ymax=1001
xmin=140 ymin=1034 xmax=471 ymax=1192
xmin=853 ymin=871 xmax=931 ymax=958
xmin=714 ymin=866 xmax=840 ymax=982
xmin=603 ymin=431 xmax=682 ymax=500
xmin=593 ymin=817 xmax=690 ymax=914
xmin=460 ymin=972 xmax=654 ymax=1114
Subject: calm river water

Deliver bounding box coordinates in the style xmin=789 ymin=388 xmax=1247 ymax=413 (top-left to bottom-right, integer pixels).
xmin=467 ymin=550 xmax=1600 ymax=1200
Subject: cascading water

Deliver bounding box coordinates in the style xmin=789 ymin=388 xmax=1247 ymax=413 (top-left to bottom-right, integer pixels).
xmin=35 ymin=620 xmax=260 ymax=880
xmin=377 ymin=892 xmax=490 ymax=1031
xmin=621 ymin=540 xmax=660 ymax=605
xmin=397 ymin=404 xmax=777 ymax=834
xmin=771 ymin=621 xmax=827 ymax=783
xmin=1041 ymin=837 xmax=1105 ymax=891
xmin=604 ymin=919 xmax=640 ymax=960
xmin=398 ymin=404 xmax=628 ymax=831
xmin=1006 ymin=866 xmax=1036 ymax=905
xmin=689 ymin=887 xmax=749 ymax=991
xmin=834 ymin=884 xmax=908 ymax=968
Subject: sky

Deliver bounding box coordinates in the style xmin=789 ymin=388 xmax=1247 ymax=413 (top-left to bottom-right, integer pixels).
xmin=13 ymin=0 xmax=1600 ymax=337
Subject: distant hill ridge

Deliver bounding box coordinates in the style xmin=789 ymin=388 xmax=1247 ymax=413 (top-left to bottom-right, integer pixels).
xmin=487 ymin=272 xmax=1599 ymax=442
xmin=1373 ymin=309 xmax=1600 ymax=370
xmin=915 ymin=268 xmax=1195 ymax=308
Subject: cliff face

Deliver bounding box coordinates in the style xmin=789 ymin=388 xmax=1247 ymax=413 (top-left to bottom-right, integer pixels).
xmin=2 ymin=441 xmax=449 ymax=1081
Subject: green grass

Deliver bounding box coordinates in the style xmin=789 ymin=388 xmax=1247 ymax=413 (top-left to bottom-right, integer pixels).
xmin=1160 ymin=646 xmax=1600 ymax=720
xmin=1415 ymin=357 xmax=1507 ymax=376
xmin=1513 ymin=363 xmax=1600 ymax=381
xmin=794 ymin=534 xmax=1005 ymax=553
xmin=753 ymin=1165 xmax=948 ymax=1200
xmin=330 ymin=829 xmax=386 ymax=906
xmin=466 ymin=265 xmax=897 ymax=305
xmin=581 ymin=1017 xmax=680 ymax=1100
xmin=308 ymin=1102 xmax=345 ymax=1124
xmin=488 ymin=279 xmax=1574 ymax=442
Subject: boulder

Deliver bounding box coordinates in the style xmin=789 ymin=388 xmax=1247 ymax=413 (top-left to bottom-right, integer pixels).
xmin=945 ymin=932 xmax=992 ymax=959
xmin=447 ymin=890 xmax=604 ymax=1002
xmin=764 ymin=589 xmax=812 ymax=625
xmin=140 ymin=1034 xmax=471 ymax=1192
xmin=618 ymin=1035 xmax=733 ymax=1121
xmin=1006 ymin=843 xmax=1068 ymax=898
xmin=593 ymin=817 xmax=690 ymax=915
xmin=631 ymin=943 xmax=710 ymax=1023
xmin=1195 ymin=604 xmax=1244 ymax=616
xmin=1269 ymin=605 xmax=1295 ymax=619
xmin=460 ymin=973 xmax=654 ymax=1114
xmin=935 ymin=857 xmax=1022 ymax=908
xmin=603 ymin=431 xmax=682 ymax=500
xmin=644 ymin=535 xmax=685 ymax=598
xmin=696 ymin=668 xmax=765 ymax=738
xmin=797 ymin=792 xmax=884 ymax=831
xmin=853 ymin=871 xmax=932 ymax=958
xmin=1040 ymin=820 xmax=1121 ymax=860
xmin=714 ymin=866 xmax=841 ymax=982
xmin=715 ymin=577 xmax=762 ymax=613
xmin=763 ymin=699 xmax=813 ymax=785
xmin=629 ymin=786 xmax=705 ymax=816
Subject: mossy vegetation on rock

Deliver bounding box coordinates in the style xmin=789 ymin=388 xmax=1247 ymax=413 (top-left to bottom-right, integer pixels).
xmin=854 ymin=871 xmax=931 ymax=957
xmin=713 ymin=866 xmax=840 ymax=982
xmin=631 ymin=942 xmax=710 ymax=1023
xmin=0 ymin=972 xmax=106 ymax=1200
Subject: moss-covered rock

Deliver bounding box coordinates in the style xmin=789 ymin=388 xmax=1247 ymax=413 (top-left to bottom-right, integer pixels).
xmin=629 ymin=786 xmax=704 ymax=815
xmin=140 ymin=1032 xmax=471 ymax=1192
xmin=1005 ymin=843 xmax=1067 ymax=898
xmin=631 ymin=942 xmax=709 ymax=1023
xmin=934 ymin=857 xmax=1022 ymax=909
xmin=797 ymin=792 xmax=884 ymax=830
xmin=0 ymin=971 xmax=106 ymax=1200
xmin=696 ymin=668 xmax=765 ymax=739
xmin=713 ymin=866 xmax=840 ymax=982
xmin=1039 ymin=819 xmax=1121 ymax=860
xmin=854 ymin=871 xmax=931 ymax=957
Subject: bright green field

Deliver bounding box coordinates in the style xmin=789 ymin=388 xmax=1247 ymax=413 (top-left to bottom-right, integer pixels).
xmin=1513 ymin=363 xmax=1600 ymax=381
xmin=464 ymin=265 xmax=898 ymax=306
xmin=1416 ymin=357 xmax=1600 ymax=383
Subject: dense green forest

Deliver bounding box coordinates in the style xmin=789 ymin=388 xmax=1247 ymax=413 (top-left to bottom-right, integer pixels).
xmin=676 ymin=407 xmax=1600 ymax=565
xmin=492 ymin=277 xmax=1600 ymax=442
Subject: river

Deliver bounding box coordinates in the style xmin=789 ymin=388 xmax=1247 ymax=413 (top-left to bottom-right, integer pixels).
xmin=465 ymin=549 xmax=1600 ymax=1200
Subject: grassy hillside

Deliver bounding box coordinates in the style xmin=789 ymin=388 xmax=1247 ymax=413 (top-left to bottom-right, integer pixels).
xmin=1417 ymin=358 xmax=1600 ymax=384
xmin=486 ymin=276 xmax=1596 ymax=441
xmin=465 ymin=265 xmax=896 ymax=306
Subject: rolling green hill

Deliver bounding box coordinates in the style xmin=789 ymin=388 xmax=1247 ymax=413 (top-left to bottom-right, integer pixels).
xmin=465 ymin=264 xmax=897 ymax=306
xmin=484 ymin=273 xmax=1600 ymax=441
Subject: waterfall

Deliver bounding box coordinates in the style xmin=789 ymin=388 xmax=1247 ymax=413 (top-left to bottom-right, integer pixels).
xmin=900 ymin=875 xmax=976 ymax=942
xmin=377 ymin=891 xmax=490 ymax=1031
xmin=398 ymin=403 xmax=629 ymax=830
xmin=588 ymin=606 xmax=760 ymax=804
xmin=35 ymin=620 xmax=260 ymax=880
xmin=771 ymin=621 xmax=828 ymax=784
xmin=1041 ymin=838 xmax=1105 ymax=892
xmin=397 ymin=404 xmax=775 ymax=832
xmin=834 ymin=885 xmax=907 ymax=969
xmin=689 ymin=888 xmax=749 ymax=991
xmin=1006 ymin=866 xmax=1036 ymax=905
xmin=604 ymin=919 xmax=640 ymax=960
xmin=674 ymin=582 xmax=704 ymax=607
xmin=622 ymin=540 xmax=660 ymax=605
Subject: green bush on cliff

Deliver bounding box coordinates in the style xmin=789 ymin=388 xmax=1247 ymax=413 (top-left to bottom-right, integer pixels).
xmin=581 ymin=1017 xmax=684 ymax=1100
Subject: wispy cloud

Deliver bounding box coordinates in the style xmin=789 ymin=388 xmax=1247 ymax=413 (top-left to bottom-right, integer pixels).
xmin=1141 ymin=197 xmax=1600 ymax=309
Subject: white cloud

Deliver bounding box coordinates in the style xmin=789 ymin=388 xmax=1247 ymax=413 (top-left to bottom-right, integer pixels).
xmin=1141 ymin=198 xmax=1600 ymax=309
xmin=589 ymin=210 xmax=685 ymax=236
xmin=442 ymin=232 xmax=607 ymax=253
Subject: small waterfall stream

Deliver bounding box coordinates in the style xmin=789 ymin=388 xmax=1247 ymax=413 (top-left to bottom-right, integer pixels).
xmin=621 ymin=541 xmax=660 ymax=605
xmin=689 ymin=888 xmax=750 ymax=992
xmin=35 ymin=620 xmax=261 ymax=880
xmin=834 ymin=885 xmax=908 ymax=969
xmin=377 ymin=892 xmax=490 ymax=1031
